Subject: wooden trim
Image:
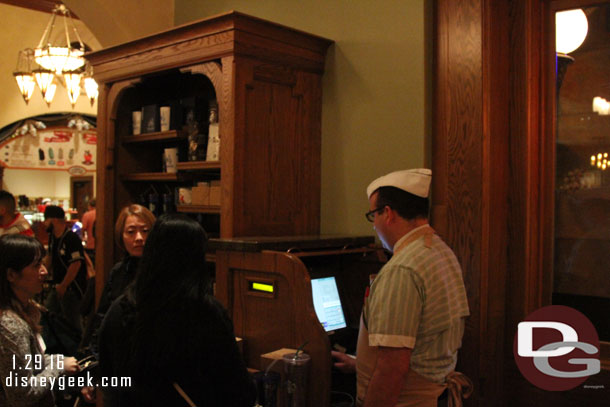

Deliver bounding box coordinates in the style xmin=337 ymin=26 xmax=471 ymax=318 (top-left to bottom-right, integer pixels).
xmin=175 ymin=204 xmax=221 ymax=214
xmin=120 ymin=172 xmax=180 ymax=182
xmin=121 ymin=130 xmax=184 ymax=144
xmin=95 ymin=78 xmax=139 ymax=309
xmin=175 ymin=161 xmax=221 ymax=171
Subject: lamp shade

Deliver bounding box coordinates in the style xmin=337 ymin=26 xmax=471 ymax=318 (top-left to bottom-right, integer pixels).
xmin=556 ymin=9 xmax=588 ymax=54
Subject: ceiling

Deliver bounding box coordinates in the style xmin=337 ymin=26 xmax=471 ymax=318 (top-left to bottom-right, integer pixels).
xmin=0 ymin=0 xmax=174 ymax=131
xmin=0 ymin=0 xmax=69 ymax=16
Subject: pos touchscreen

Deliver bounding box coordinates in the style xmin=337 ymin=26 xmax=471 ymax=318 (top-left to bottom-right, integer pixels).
xmin=311 ymin=276 xmax=347 ymax=332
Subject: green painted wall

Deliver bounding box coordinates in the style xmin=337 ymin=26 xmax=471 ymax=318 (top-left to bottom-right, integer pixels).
xmin=175 ymin=0 xmax=430 ymax=236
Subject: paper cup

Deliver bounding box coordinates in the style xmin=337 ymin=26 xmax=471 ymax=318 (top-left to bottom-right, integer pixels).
xmin=178 ymin=188 xmax=192 ymax=205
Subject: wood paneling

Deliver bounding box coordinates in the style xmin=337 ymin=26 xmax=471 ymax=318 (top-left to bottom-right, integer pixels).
xmin=433 ymin=0 xmax=486 ymax=404
xmin=434 ymin=0 xmax=609 ymax=405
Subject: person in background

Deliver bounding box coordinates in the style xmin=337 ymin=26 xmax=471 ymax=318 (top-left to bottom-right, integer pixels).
xmin=80 ymin=204 xmax=155 ymax=354
xmin=37 ymin=198 xmax=51 ymax=215
xmin=332 ymin=169 xmax=471 ymax=407
xmin=43 ymin=205 xmax=87 ymax=354
xmin=0 ymin=234 xmax=80 ymax=407
xmin=98 ymin=214 xmax=255 ymax=407
xmin=0 ymin=190 xmax=33 ymax=237
xmin=80 ymin=198 xmax=96 ymax=265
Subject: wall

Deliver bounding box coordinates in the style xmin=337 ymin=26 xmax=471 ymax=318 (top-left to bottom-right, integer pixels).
xmin=175 ymin=0 xmax=430 ymax=235
xmin=64 ymin=0 xmax=174 ymax=47
xmin=3 ymin=169 xmax=71 ymax=199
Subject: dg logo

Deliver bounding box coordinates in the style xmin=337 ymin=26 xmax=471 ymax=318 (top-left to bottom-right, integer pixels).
xmin=513 ymin=305 xmax=600 ymax=391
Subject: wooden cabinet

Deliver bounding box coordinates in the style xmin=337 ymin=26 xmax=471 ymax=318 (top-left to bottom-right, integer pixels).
xmin=87 ymin=11 xmax=332 ymax=296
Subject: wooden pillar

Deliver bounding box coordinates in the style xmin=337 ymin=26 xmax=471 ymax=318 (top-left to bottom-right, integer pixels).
xmin=431 ymin=1 xmax=547 ymax=405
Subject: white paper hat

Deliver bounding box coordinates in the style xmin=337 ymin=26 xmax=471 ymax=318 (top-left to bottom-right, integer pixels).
xmin=366 ymin=168 xmax=432 ymax=199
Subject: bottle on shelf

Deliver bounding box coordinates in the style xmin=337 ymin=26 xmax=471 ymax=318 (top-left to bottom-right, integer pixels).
xmin=206 ymin=101 xmax=220 ymax=162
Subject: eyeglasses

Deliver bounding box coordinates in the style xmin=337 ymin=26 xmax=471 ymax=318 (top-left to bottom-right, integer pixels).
xmin=365 ymin=207 xmax=385 ymax=222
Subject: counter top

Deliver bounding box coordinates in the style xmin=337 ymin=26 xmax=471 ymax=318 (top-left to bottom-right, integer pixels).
xmin=208 ymin=235 xmax=375 ymax=252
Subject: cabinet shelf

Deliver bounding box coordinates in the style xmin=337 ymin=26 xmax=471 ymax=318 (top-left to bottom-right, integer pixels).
xmin=121 ymin=172 xmax=181 ymax=181
xmin=176 ymin=204 xmax=221 ymax=214
xmin=176 ymin=161 xmax=221 ymax=171
xmin=122 ymin=130 xmax=184 ymax=144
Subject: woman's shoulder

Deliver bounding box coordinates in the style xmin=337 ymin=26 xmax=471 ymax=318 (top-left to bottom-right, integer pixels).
xmin=0 ymin=310 xmax=30 ymax=336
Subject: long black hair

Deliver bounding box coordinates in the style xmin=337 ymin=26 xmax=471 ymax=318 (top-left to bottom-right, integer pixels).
xmin=127 ymin=214 xmax=212 ymax=375
xmin=0 ymin=234 xmax=46 ymax=332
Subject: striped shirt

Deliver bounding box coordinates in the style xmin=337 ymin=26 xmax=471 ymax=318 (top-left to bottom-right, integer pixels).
xmin=0 ymin=213 xmax=34 ymax=237
xmin=362 ymin=224 xmax=469 ymax=383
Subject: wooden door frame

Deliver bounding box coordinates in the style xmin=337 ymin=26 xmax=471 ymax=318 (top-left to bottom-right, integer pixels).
xmin=70 ymin=175 xmax=94 ymax=214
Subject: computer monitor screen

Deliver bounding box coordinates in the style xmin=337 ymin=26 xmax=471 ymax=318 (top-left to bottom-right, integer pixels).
xmin=311 ymin=276 xmax=347 ymax=332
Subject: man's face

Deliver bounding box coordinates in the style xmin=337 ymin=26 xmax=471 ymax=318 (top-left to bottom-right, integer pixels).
xmin=369 ymin=192 xmax=392 ymax=251
xmin=44 ymin=218 xmax=59 ymax=233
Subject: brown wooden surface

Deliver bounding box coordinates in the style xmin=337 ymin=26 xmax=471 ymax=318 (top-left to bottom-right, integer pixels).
xmin=432 ymin=0 xmax=484 ymax=404
xmin=215 ymin=249 xmax=330 ymax=407
xmin=433 ymin=0 xmax=609 ymax=406
xmin=120 ymin=172 xmax=180 ymax=182
xmin=175 ymin=160 xmax=221 ymax=171
xmin=175 ymin=204 xmax=221 ymax=214
xmin=91 ymin=13 xmax=331 ymax=314
xmin=215 ymin=245 xmax=383 ymax=407
xmin=121 ymin=130 xmax=184 ymax=143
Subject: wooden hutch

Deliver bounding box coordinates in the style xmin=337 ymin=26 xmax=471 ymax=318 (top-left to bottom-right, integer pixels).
xmin=87 ymin=11 xmax=333 ymax=295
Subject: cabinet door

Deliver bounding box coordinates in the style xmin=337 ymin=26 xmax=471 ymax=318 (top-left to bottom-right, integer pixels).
xmin=231 ymin=59 xmax=322 ymax=236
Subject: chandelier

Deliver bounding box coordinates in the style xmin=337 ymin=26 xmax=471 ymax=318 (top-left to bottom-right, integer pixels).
xmin=12 ymin=4 xmax=98 ymax=108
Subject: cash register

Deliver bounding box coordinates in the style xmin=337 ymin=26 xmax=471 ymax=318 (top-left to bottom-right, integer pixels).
xmin=212 ymin=235 xmax=385 ymax=407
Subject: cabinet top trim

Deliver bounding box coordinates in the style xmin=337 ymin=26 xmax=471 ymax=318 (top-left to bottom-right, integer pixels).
xmin=87 ymin=10 xmax=333 ymax=82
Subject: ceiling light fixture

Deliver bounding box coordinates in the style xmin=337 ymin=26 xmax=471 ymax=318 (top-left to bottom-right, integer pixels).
xmin=12 ymin=4 xmax=97 ymax=108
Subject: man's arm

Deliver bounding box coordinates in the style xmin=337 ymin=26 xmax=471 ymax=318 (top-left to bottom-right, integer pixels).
xmin=362 ymin=346 xmax=411 ymax=407
xmin=56 ymin=260 xmax=81 ymax=298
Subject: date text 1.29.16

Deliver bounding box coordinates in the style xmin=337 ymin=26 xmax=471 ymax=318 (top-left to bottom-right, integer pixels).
xmin=12 ymin=354 xmax=64 ymax=370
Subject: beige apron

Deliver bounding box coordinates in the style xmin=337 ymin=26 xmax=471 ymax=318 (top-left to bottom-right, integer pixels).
xmin=356 ymin=225 xmax=473 ymax=407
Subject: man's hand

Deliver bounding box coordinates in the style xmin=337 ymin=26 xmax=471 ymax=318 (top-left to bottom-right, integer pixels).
xmin=331 ymin=350 xmax=356 ymax=374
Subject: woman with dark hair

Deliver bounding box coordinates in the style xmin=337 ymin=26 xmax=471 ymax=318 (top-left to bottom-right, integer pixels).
xmin=98 ymin=214 xmax=255 ymax=406
xmin=0 ymin=234 xmax=79 ymax=407
xmin=81 ymin=204 xmax=155 ymax=352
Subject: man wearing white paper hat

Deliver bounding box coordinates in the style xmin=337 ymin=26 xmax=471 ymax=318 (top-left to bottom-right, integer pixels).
xmin=332 ymin=169 xmax=471 ymax=406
